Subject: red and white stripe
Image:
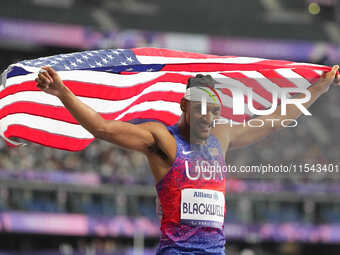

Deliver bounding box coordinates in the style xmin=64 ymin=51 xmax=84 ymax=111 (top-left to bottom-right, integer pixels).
xmin=0 ymin=47 xmax=331 ymax=151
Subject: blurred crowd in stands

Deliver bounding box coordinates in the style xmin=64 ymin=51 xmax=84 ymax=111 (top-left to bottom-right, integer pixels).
xmin=0 ymin=139 xmax=152 ymax=185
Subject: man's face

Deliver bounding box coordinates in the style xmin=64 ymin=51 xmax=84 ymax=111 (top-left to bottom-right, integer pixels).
xmin=186 ymin=100 xmax=221 ymax=141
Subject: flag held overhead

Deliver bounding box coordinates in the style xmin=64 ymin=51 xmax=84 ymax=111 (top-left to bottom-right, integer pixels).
xmin=0 ymin=47 xmax=332 ymax=151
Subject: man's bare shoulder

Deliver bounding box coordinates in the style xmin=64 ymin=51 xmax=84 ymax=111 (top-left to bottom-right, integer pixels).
xmin=137 ymin=121 xmax=176 ymax=162
xmin=136 ymin=121 xmax=175 ymax=146
xmin=136 ymin=121 xmax=171 ymax=135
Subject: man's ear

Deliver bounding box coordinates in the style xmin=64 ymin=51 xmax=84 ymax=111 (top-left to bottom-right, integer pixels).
xmin=180 ymin=97 xmax=188 ymax=112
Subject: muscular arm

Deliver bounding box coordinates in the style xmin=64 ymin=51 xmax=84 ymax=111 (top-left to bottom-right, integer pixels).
xmin=60 ymin=86 xmax=158 ymax=153
xmin=225 ymin=65 xmax=340 ymax=150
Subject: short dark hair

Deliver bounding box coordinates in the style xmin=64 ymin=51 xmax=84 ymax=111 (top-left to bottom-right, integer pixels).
xmin=187 ymin=74 xmax=218 ymax=89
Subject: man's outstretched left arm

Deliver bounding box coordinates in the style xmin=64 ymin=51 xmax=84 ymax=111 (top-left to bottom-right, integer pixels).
xmin=226 ymin=65 xmax=340 ymax=150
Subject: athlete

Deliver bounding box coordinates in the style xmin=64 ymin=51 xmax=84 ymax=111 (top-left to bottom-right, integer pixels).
xmin=35 ymin=65 xmax=339 ymax=254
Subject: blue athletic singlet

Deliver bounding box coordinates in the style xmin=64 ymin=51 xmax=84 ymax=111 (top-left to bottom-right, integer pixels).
xmin=155 ymin=123 xmax=227 ymax=254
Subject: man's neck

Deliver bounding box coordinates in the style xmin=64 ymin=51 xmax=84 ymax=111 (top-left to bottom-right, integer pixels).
xmin=177 ymin=117 xmax=206 ymax=145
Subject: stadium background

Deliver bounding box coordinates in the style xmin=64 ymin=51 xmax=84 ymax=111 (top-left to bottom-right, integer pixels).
xmin=0 ymin=0 xmax=340 ymax=254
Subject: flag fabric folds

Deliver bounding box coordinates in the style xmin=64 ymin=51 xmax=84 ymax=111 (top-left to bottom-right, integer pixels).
xmin=0 ymin=47 xmax=331 ymax=151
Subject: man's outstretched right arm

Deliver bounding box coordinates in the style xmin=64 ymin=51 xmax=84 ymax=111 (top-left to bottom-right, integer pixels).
xmin=35 ymin=66 xmax=156 ymax=154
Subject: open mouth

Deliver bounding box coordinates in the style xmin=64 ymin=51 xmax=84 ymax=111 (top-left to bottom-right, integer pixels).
xmin=199 ymin=124 xmax=210 ymax=131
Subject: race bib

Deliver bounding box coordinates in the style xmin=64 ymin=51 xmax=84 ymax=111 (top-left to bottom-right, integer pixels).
xmin=180 ymin=188 xmax=225 ymax=228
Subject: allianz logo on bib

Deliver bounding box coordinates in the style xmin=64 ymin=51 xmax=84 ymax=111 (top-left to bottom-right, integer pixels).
xmin=193 ymin=191 xmax=212 ymax=199
xmin=193 ymin=191 xmax=219 ymax=201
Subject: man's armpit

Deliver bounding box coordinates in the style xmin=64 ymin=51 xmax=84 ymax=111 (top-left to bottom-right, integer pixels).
xmin=147 ymin=142 xmax=169 ymax=161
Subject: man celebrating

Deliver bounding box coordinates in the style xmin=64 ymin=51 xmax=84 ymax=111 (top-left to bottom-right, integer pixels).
xmin=36 ymin=65 xmax=339 ymax=254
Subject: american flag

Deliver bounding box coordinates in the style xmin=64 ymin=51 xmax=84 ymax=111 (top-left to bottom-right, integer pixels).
xmin=0 ymin=47 xmax=331 ymax=151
